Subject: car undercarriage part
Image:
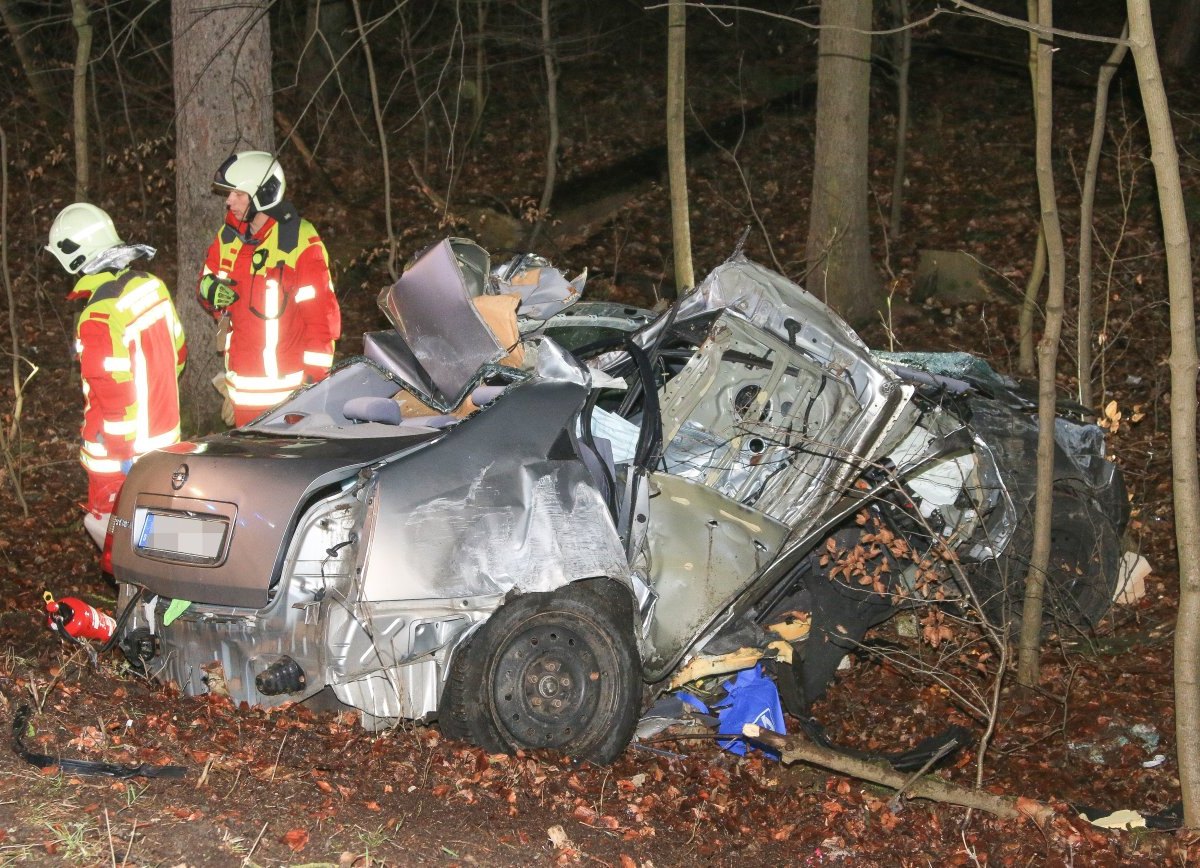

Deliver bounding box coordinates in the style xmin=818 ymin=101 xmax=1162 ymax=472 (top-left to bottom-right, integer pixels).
xmin=256 ymin=656 xmax=307 ymax=695
xmin=12 ymin=703 xmax=187 ymax=780
xmin=967 ymin=488 xmax=1122 ymax=631
xmin=119 ymin=628 xmax=158 ymax=669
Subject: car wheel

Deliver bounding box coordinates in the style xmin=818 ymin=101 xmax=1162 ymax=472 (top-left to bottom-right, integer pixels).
xmin=440 ymin=583 xmax=641 ymax=764
xmin=972 ymin=490 xmax=1121 ymax=632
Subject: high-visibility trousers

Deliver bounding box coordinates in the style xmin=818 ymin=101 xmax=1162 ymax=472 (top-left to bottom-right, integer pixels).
xmin=86 ymin=469 xmax=125 ymax=518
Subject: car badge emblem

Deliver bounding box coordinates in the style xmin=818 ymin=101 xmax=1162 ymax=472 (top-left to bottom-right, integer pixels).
xmin=171 ymin=464 xmax=189 ymax=491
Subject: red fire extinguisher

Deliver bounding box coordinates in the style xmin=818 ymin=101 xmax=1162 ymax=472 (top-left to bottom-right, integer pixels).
xmin=43 ymin=591 xmax=116 ymax=643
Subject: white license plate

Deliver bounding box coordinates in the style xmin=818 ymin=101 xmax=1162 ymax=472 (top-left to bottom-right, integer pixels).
xmin=137 ymin=511 xmax=227 ymax=562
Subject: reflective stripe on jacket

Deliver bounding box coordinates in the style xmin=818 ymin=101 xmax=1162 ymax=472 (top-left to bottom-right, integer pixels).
xmin=73 ymin=269 xmax=187 ymax=472
xmin=200 ymin=211 xmax=341 ymax=415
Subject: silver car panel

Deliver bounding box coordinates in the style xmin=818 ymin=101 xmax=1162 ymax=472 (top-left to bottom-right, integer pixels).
xmin=640 ymin=472 xmax=789 ymax=679
xmin=377 ymin=238 xmax=505 ymax=409
xmin=354 ymin=379 xmax=628 ymax=604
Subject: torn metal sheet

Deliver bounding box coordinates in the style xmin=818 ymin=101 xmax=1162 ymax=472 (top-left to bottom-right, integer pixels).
xmin=378 ymin=238 xmax=505 ymax=408
xmin=493 ymin=251 xmax=587 ymax=321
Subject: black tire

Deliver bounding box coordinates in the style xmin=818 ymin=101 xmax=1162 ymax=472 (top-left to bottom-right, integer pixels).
xmin=437 ymin=634 xmax=474 ymax=742
xmin=970 ymin=490 xmax=1121 ymax=632
xmin=439 ymin=582 xmax=641 ymax=764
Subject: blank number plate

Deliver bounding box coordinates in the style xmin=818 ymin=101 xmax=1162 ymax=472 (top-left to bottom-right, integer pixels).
xmin=137 ymin=512 xmax=227 ymax=562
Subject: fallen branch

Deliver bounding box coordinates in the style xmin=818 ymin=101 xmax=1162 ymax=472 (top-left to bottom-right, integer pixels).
xmin=743 ymin=724 xmax=1054 ymax=825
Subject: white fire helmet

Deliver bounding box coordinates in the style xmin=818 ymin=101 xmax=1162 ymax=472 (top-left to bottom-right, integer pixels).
xmin=45 ymin=203 xmax=122 ymax=275
xmin=212 ymin=150 xmax=286 ymax=214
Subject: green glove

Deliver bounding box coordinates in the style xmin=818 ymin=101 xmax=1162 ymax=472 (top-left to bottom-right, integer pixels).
xmin=199 ymin=274 xmax=239 ymax=309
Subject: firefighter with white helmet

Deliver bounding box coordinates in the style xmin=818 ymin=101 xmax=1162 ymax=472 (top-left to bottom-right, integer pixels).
xmin=46 ymin=203 xmax=187 ymax=547
xmin=200 ymin=150 xmax=341 ymax=426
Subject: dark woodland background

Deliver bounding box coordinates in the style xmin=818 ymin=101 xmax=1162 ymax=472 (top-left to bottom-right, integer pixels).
xmin=0 ymin=0 xmax=1197 ymax=864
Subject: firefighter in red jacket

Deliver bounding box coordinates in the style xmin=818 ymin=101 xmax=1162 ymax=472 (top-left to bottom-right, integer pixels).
xmin=46 ymin=203 xmax=187 ymax=547
xmin=199 ymin=151 xmax=341 ymax=426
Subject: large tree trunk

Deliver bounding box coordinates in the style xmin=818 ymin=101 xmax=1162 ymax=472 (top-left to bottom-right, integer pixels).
xmin=300 ymin=0 xmax=352 ymax=107
xmin=1016 ymin=0 xmax=1068 ymax=687
xmin=805 ymin=0 xmax=879 ymax=325
xmin=1123 ymin=0 xmax=1200 ymax=827
xmin=666 ymin=0 xmax=693 ymax=293
xmin=172 ymin=0 xmax=274 ymax=434
xmin=0 ymin=0 xmax=55 ymax=114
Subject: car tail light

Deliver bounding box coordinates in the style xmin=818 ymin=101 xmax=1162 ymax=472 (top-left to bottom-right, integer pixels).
xmin=101 ymin=528 xmax=115 ymax=574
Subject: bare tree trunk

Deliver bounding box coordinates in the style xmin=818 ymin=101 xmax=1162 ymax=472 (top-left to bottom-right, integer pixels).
xmin=348 ymin=0 xmax=397 ymax=281
xmin=1016 ymin=0 xmax=1068 ymax=688
xmin=1018 ymin=0 xmax=1043 ymax=377
xmin=70 ymin=0 xmax=93 ymax=199
xmin=1018 ymin=229 xmax=1044 ymax=375
xmin=528 ymin=0 xmax=560 ymax=249
xmin=1122 ymin=0 xmax=1200 ymax=827
xmin=888 ymin=0 xmax=911 ymax=240
xmin=805 ymin=0 xmax=879 ymax=324
xmin=1077 ymin=26 xmax=1129 ymax=410
xmin=0 ymin=0 xmax=55 ymax=113
xmin=172 ymin=0 xmax=274 ymax=434
xmin=666 ymin=0 xmax=693 ymax=292
xmin=0 ymin=124 xmax=31 ymax=516
xmin=470 ymin=0 xmax=491 ymax=137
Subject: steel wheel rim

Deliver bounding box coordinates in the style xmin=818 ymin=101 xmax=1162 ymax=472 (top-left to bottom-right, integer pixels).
xmin=491 ymin=615 xmax=605 ymax=748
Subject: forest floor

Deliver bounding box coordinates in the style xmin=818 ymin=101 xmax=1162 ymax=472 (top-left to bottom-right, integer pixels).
xmin=0 ymin=6 xmax=1198 ymax=866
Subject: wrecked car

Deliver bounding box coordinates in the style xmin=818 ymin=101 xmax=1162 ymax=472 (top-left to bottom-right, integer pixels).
xmin=103 ymin=238 xmax=1127 ymax=763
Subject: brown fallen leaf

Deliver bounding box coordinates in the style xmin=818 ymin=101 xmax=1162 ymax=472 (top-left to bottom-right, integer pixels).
xmin=281 ymin=827 xmax=309 ymax=851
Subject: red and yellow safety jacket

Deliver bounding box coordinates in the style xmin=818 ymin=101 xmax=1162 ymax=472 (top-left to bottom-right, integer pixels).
xmin=71 ymin=269 xmax=187 ymax=475
xmin=200 ymin=210 xmax=341 ymax=420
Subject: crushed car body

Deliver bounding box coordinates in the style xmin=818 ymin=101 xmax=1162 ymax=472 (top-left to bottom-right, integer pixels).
xmin=106 ymin=238 xmax=1127 ymax=762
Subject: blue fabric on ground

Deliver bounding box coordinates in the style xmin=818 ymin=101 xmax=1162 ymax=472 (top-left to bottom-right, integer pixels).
xmin=713 ymin=664 xmax=786 ymax=757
